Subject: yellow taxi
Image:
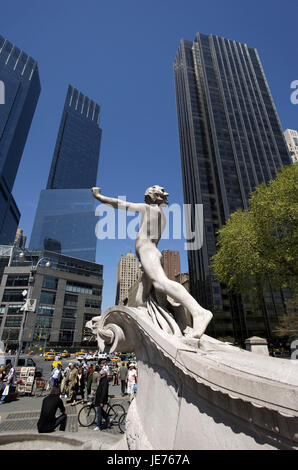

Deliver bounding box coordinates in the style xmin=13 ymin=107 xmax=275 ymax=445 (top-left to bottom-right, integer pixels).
xmin=44 ymin=350 xmax=55 ymax=361
xmin=74 ymin=350 xmax=85 ymax=356
xmin=61 ymin=350 xmax=70 ymax=358
xmin=110 ymin=356 xmax=120 ymax=362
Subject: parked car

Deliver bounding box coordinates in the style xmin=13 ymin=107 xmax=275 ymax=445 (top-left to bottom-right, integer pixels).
xmin=0 ymin=354 xmax=42 ymax=377
xmin=98 ymin=352 xmax=108 ymax=360
xmin=74 ymin=350 xmax=85 ymax=356
xmin=76 ymin=355 xmax=85 ymax=360
xmin=110 ymin=356 xmax=120 ymax=362
xmin=61 ymin=350 xmax=70 ymax=358
xmin=44 ymin=350 xmax=56 ymax=361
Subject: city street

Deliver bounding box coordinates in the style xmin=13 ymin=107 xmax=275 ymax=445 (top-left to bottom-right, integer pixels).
xmin=0 ymin=356 xmax=130 ymax=444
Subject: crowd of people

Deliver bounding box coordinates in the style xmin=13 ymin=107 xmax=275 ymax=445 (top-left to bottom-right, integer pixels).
xmin=0 ymin=356 xmax=138 ymax=433
xmin=49 ymin=359 xmax=138 ymax=404
xmin=37 ymin=358 xmax=138 ymax=433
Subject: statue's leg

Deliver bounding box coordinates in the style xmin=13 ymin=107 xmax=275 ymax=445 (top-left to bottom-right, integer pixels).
xmin=135 ymin=271 xmax=152 ymax=306
xmin=140 ymin=248 xmax=213 ymax=339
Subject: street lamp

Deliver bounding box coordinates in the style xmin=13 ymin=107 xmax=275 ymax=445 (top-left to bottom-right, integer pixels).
xmin=14 ymin=251 xmax=51 ymax=367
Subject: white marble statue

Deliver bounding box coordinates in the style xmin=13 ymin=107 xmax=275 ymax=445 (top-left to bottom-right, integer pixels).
xmin=92 ymin=185 xmax=212 ymax=339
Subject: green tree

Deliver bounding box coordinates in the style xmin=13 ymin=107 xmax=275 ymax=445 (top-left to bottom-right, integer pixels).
xmin=211 ymin=164 xmax=298 ymax=300
xmin=272 ymin=314 xmax=298 ymax=338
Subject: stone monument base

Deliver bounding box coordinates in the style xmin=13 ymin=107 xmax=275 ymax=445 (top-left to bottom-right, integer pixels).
xmin=90 ymin=305 xmax=298 ymax=450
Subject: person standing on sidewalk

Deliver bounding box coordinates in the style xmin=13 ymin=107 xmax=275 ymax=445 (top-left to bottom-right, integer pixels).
xmin=65 ymin=363 xmax=78 ymax=403
xmin=90 ymin=365 xmax=100 ymax=401
xmin=50 ymin=363 xmax=63 ymax=389
xmin=112 ymin=364 xmax=119 ymax=386
xmin=118 ymin=362 xmax=128 ymax=396
xmin=93 ymin=369 xmax=110 ymax=431
xmin=37 ymin=387 xmax=67 ymax=433
xmin=126 ymin=363 xmax=137 ymax=400
xmin=0 ymin=363 xmax=15 ymax=404
xmin=86 ymin=364 xmax=94 ymax=399
xmin=71 ymin=366 xmax=85 ymax=405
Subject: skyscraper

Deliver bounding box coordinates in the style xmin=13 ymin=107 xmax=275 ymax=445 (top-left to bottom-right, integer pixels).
xmin=29 ymin=86 xmax=102 ymax=261
xmin=161 ymin=250 xmax=181 ymax=281
xmin=284 ymin=129 xmax=298 ymax=164
xmin=14 ymin=228 xmax=27 ymax=250
xmin=0 ymin=36 xmax=41 ymax=244
xmin=115 ymin=252 xmax=141 ymax=305
xmin=174 ymin=33 xmax=291 ymax=343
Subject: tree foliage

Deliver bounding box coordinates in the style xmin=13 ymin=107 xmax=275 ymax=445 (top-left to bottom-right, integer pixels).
xmin=272 ymin=314 xmax=298 ymax=338
xmin=211 ymin=164 xmax=298 ymax=296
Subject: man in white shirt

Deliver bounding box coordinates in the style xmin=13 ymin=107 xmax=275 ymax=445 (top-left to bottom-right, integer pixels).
xmin=126 ymin=363 xmax=137 ymax=399
xmin=50 ymin=363 xmax=62 ymax=388
xmin=100 ymin=361 xmax=110 ymax=374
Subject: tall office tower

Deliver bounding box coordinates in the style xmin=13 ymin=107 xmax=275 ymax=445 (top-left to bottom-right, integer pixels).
xmin=174 ymin=33 xmax=291 ymax=343
xmin=29 ymin=86 xmax=102 ymax=261
xmin=161 ymin=250 xmax=181 ymax=281
xmin=0 ymin=36 xmax=41 ymax=244
xmin=284 ymin=129 xmax=298 ymax=164
xmin=14 ymin=228 xmax=27 ymax=250
xmin=115 ymin=251 xmax=141 ymax=305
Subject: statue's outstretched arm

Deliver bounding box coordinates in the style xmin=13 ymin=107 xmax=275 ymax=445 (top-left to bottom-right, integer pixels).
xmin=92 ymin=187 xmax=144 ymax=212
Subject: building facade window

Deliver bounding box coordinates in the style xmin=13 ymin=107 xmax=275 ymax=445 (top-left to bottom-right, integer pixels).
xmin=6 ymin=274 xmax=29 ymax=287
xmin=85 ymin=298 xmax=101 ymax=309
xmin=62 ymin=308 xmax=76 ymax=318
xmin=6 ymin=304 xmax=23 ymax=315
xmin=2 ymin=329 xmax=19 ymax=341
xmin=64 ymin=293 xmax=78 ymax=307
xmin=5 ymin=316 xmax=22 ymax=327
xmin=42 ymin=276 xmax=58 ymax=290
xmin=59 ymin=330 xmax=74 ymax=344
xmin=66 ymin=281 xmax=101 ymax=296
xmin=37 ymin=305 xmax=55 ymax=316
xmin=35 ymin=316 xmax=53 ymax=329
xmin=2 ymin=289 xmax=24 ymax=302
xmin=60 ymin=319 xmax=75 ymax=330
xmin=39 ymin=291 xmax=56 ymax=305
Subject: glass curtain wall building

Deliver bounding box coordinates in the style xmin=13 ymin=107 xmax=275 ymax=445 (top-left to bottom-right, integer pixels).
xmin=0 ymin=36 xmax=41 ymax=244
xmin=29 ymin=86 xmax=102 ymax=261
xmin=174 ymin=33 xmax=291 ymax=343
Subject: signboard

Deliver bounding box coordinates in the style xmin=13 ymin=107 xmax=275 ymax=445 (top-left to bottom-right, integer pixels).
xmin=22 ymin=299 xmax=37 ymax=312
xmin=15 ymin=367 xmax=36 ymax=394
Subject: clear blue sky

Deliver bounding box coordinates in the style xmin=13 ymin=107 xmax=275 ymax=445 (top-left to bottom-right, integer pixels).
xmin=1 ymin=0 xmax=297 ymax=311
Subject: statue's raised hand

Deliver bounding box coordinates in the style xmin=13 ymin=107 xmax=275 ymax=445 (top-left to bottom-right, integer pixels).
xmin=92 ymin=187 xmax=101 ymax=199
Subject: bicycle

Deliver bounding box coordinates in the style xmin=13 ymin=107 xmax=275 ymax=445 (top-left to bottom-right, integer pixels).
xmin=78 ymin=395 xmax=125 ymax=428
xmin=118 ymin=412 xmax=127 ymax=434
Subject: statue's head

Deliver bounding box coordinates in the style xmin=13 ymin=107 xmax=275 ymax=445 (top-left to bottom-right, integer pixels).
xmin=144 ymin=185 xmax=169 ymax=205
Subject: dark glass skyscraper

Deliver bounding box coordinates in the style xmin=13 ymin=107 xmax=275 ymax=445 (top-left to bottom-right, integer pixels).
xmin=29 ymin=86 xmax=102 ymax=261
xmin=174 ymin=33 xmax=291 ymax=343
xmin=47 ymin=85 xmax=101 ymax=190
xmin=0 ymin=36 xmax=41 ymax=244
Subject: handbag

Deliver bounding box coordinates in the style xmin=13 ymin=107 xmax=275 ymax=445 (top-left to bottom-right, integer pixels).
xmin=2 ymin=385 xmax=10 ymax=396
